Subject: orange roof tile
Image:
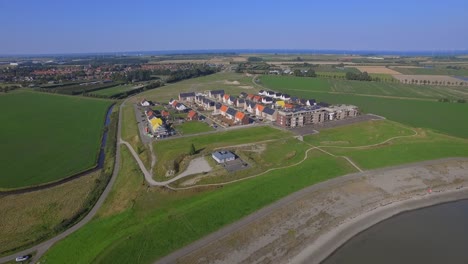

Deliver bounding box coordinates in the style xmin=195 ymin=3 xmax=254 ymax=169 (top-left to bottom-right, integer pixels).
xmin=188 ymin=110 xmax=197 ymax=118
xmin=223 ymin=94 xmax=230 ymax=100
xmin=284 ymin=103 xmax=294 ymax=108
xmin=220 ymin=105 xmax=229 ymax=112
xmin=256 ymin=104 xmax=265 ymax=112
xmin=235 ymin=111 xmax=245 ymax=120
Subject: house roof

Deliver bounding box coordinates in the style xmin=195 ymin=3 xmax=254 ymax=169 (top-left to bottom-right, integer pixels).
xmin=229 ymin=96 xmax=236 ymax=102
xmin=226 ymin=108 xmax=237 ymax=116
xmin=210 ymin=89 xmax=224 ymax=95
xmin=171 ymin=101 xmax=178 ymax=107
xmin=235 ymin=111 xmax=245 ymax=120
xmin=276 ymin=100 xmax=285 ymax=107
xmin=253 ymin=95 xmax=262 ymax=101
xmin=187 ymin=110 xmax=197 ymax=118
xmin=284 ymin=103 xmax=294 ymax=108
xmin=246 ymin=94 xmax=255 ymax=99
xmin=256 ymin=104 xmax=265 ymax=112
xmin=179 ymin=92 xmax=195 ymax=97
xmin=223 ymin=94 xmax=230 ymax=100
xmin=212 ymin=151 xmax=235 ymax=160
xmin=161 ymin=110 xmax=170 ymax=117
xmin=263 ymin=107 xmax=276 ymax=115
xmin=220 ymin=105 xmax=229 ymax=112
xmin=215 ymin=103 xmax=222 ymax=109
xmin=237 ymin=98 xmax=245 ymax=103
xmin=263 ymin=97 xmax=273 ymax=102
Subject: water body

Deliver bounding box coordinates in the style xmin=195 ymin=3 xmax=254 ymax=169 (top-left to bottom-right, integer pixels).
xmin=322 ymin=199 xmax=468 ymax=264
xmin=96 ymin=104 xmax=114 ymax=168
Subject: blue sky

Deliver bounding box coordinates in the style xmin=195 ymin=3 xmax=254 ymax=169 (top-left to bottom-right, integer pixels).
xmin=1 ymin=0 xmax=467 ymax=54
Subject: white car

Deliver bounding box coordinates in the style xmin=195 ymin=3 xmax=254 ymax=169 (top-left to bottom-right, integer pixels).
xmin=15 ymin=255 xmax=30 ymax=262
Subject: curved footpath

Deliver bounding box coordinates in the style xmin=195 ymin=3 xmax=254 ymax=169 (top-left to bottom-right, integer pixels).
xmin=0 ymin=100 xmax=125 ymax=264
xmin=155 ymin=157 xmax=468 ymax=264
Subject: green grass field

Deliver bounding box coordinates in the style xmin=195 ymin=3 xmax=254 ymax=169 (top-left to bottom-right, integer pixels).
xmin=175 ymin=121 xmax=213 ymax=135
xmin=304 ymin=121 xmax=468 ymax=170
xmin=260 ymin=75 xmax=468 ymax=138
xmin=392 ymin=66 xmax=468 ymax=76
xmin=153 ymin=126 xmax=291 ymax=179
xmin=260 ymin=75 xmax=468 ymax=100
xmin=91 ymin=84 xmax=141 ymax=97
xmin=41 ymin=119 xmax=468 ymax=264
xmin=0 ymin=91 xmax=112 ymax=189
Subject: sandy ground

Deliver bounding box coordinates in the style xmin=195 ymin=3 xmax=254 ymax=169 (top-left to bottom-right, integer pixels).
xmin=392 ymin=74 xmax=465 ymax=85
xmin=158 ymin=158 xmax=468 ymax=264
xmin=176 ymin=157 xmax=212 ymax=179
xmin=354 ymin=66 xmax=402 ymax=74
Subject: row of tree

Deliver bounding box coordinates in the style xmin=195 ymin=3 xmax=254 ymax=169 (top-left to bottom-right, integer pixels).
xmin=166 ymin=65 xmax=217 ymax=83
xmin=293 ymin=69 xmax=317 ymax=77
xmin=0 ymin=85 xmax=20 ymax=93
xmin=345 ymin=71 xmax=372 ymax=81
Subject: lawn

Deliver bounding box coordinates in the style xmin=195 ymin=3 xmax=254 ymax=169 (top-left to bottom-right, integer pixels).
xmin=153 ymin=126 xmax=291 ymax=179
xmin=0 ymin=91 xmax=112 ymax=189
xmin=175 ymin=121 xmax=213 ymax=135
xmin=40 ymin=147 xmax=354 ymax=264
xmin=91 ymin=84 xmax=142 ymax=97
xmin=307 ymin=124 xmax=468 ymax=169
xmin=304 ymin=120 xmax=414 ymax=147
xmin=259 ymin=75 xmax=468 ymax=138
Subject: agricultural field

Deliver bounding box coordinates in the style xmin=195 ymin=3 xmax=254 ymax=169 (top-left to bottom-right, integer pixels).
xmin=353 ymin=66 xmax=402 ymax=74
xmin=174 ymin=121 xmax=213 ymax=135
xmin=37 ymin=81 xmax=124 ymax=95
xmin=0 ymin=91 xmax=112 ymax=189
xmin=260 ymin=75 xmax=468 ymax=138
xmin=392 ymin=74 xmax=467 ymax=85
xmin=90 ymin=84 xmax=144 ymax=97
xmin=260 ymin=75 xmax=468 ymax=100
xmin=391 ymin=66 xmax=468 ymax=76
xmin=0 ymin=171 xmax=100 ymax=256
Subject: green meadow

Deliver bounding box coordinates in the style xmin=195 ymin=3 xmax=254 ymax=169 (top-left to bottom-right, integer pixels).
xmin=0 ymin=91 xmax=112 ymax=189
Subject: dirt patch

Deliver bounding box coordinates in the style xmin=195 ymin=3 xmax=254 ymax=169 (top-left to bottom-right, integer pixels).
xmin=223 ymin=80 xmax=240 ymax=85
xmin=238 ymin=85 xmax=253 ymax=89
xmin=354 ymin=66 xmax=402 ymax=74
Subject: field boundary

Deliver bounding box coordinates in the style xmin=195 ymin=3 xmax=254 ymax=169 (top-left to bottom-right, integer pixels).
xmin=0 ymin=103 xmax=115 ymax=196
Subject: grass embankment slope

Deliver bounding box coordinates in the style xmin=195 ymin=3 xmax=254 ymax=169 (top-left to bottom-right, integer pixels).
xmin=0 ymin=171 xmax=100 ymax=256
xmin=0 ymin=91 xmax=112 ymax=189
xmin=41 ymin=119 xmax=468 ymax=264
xmin=41 ymin=144 xmax=353 ymax=264
xmin=260 ymin=75 xmax=468 ymax=138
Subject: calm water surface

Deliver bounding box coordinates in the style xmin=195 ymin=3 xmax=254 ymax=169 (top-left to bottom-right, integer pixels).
xmin=322 ymin=199 xmax=468 ymax=264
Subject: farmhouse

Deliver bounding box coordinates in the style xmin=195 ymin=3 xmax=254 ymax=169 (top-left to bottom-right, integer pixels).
xmin=179 ymin=92 xmax=196 ymax=102
xmin=212 ymin=151 xmax=236 ymax=163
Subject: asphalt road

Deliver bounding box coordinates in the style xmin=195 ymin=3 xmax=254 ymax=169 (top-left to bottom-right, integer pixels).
xmin=0 ymin=98 xmax=127 ymax=264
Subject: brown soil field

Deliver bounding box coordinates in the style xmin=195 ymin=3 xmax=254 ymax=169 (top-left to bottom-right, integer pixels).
xmin=393 ymin=74 xmax=466 ymax=85
xmin=354 ymin=66 xmax=402 ymax=74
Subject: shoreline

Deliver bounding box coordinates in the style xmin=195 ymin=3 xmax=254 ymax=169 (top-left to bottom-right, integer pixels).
xmin=158 ymin=157 xmax=468 ymax=264
xmin=290 ymin=187 xmax=468 ymax=264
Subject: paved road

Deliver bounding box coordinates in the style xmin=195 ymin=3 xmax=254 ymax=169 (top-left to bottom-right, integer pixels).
xmin=0 ymin=99 xmax=127 ymax=264
xmin=155 ymin=157 xmax=468 ymax=264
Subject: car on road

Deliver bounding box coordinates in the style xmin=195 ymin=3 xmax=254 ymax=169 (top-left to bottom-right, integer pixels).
xmin=15 ymin=255 xmax=30 ymax=262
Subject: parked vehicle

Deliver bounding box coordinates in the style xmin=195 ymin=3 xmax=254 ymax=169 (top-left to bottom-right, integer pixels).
xmin=15 ymin=255 xmax=30 ymax=262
